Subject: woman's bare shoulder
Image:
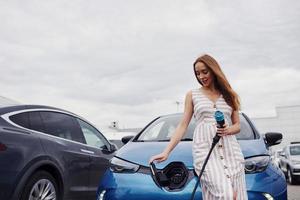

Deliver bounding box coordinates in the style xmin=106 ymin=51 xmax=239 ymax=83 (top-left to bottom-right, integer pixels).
xmin=186 ymin=88 xmax=199 ymax=97
xmin=185 ymin=90 xmax=194 ymax=98
xmin=185 ymin=90 xmax=195 ymax=104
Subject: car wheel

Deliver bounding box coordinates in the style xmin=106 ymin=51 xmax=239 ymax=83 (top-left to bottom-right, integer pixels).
xmin=287 ymin=168 xmax=296 ymax=185
xmin=21 ymin=170 xmax=59 ymax=200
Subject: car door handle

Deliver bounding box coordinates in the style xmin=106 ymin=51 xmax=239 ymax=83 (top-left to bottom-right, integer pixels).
xmin=80 ymin=149 xmax=95 ymax=154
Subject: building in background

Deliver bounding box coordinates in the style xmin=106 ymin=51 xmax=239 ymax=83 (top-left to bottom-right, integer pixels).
xmin=251 ymin=105 xmax=300 ymax=151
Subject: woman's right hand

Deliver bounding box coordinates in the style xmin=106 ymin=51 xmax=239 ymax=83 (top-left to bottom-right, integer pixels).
xmin=149 ymin=151 xmax=169 ymax=164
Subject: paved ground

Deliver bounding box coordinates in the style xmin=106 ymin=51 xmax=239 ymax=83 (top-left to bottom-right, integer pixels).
xmin=287 ymin=183 xmax=300 ymax=200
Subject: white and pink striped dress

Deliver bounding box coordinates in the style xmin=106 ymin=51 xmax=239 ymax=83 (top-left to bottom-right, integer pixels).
xmin=192 ymin=88 xmax=248 ymax=200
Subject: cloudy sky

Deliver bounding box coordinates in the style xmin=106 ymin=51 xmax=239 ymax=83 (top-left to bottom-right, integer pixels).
xmin=1 ymin=0 xmax=299 ymax=132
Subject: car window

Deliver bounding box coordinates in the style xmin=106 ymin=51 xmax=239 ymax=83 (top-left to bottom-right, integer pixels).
xmin=137 ymin=115 xmax=195 ymax=141
xmin=9 ymin=112 xmax=30 ymax=129
xmin=236 ymin=115 xmax=255 ymax=140
xmin=140 ymin=120 xmax=164 ymax=140
xmin=137 ymin=114 xmax=255 ymax=141
xmin=28 ymin=111 xmax=45 ymax=133
xmin=290 ymin=146 xmax=300 ymax=155
xmin=40 ymin=111 xmax=83 ymax=143
xmin=9 ymin=111 xmax=45 ymax=133
xmin=77 ymin=118 xmax=106 ymax=149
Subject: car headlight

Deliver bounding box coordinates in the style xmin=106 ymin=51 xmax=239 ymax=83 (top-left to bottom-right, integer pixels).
xmin=97 ymin=190 xmax=106 ymax=200
xmin=110 ymin=157 xmax=140 ymax=173
xmin=262 ymin=193 xmax=274 ymax=200
xmin=245 ymin=155 xmax=270 ymax=174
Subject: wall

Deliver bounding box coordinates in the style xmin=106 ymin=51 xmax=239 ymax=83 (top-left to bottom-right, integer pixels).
xmin=251 ymin=105 xmax=300 ymax=150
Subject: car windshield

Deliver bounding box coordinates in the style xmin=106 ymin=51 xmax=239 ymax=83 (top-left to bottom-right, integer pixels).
xmin=290 ymin=146 xmax=300 ymax=155
xmin=136 ymin=114 xmax=255 ymax=141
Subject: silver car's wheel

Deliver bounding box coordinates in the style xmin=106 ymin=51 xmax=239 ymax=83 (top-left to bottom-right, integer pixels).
xmin=29 ymin=179 xmax=56 ymax=200
xmin=288 ymin=168 xmax=295 ymax=185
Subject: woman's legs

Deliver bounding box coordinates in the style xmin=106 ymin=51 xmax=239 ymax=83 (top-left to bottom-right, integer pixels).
xmin=200 ymin=175 xmax=234 ymax=200
xmin=198 ymin=163 xmax=247 ymax=199
xmin=231 ymin=172 xmax=248 ymax=200
xmin=233 ymin=190 xmax=237 ymax=200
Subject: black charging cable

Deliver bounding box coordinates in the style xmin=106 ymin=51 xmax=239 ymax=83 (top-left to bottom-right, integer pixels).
xmin=150 ymin=111 xmax=225 ymax=200
xmin=189 ymin=134 xmax=221 ymax=200
xmin=190 ymin=110 xmax=224 ymax=200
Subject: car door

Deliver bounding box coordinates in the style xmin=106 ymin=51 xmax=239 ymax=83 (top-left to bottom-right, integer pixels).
xmin=37 ymin=111 xmax=91 ymax=200
xmin=75 ymin=118 xmax=115 ymax=196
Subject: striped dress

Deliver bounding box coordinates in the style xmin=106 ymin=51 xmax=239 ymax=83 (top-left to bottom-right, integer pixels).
xmin=192 ymin=88 xmax=248 ymax=200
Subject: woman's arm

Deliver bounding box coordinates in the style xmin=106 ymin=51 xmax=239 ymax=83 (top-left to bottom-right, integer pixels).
xmin=217 ymin=110 xmax=241 ymax=136
xmin=149 ymin=91 xmax=194 ymax=163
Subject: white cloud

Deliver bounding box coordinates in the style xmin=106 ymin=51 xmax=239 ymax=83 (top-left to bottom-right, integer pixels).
xmin=234 ymin=67 xmax=300 ymax=117
xmin=0 ymin=0 xmax=299 ymax=129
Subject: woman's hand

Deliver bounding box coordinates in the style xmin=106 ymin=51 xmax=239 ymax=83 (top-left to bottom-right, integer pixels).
xmin=216 ymin=123 xmax=232 ymax=137
xmin=149 ymin=151 xmax=169 ymax=164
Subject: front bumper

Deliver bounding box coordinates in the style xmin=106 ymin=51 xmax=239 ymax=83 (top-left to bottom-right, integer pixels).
xmin=97 ymin=164 xmax=287 ymax=200
xmin=291 ymin=165 xmax=300 ymax=176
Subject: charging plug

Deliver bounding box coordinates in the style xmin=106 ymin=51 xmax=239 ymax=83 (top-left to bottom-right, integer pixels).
xmin=150 ymin=162 xmax=170 ymax=187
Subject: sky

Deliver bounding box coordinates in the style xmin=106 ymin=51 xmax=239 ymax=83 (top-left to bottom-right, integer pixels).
xmin=1 ymin=0 xmax=300 ymax=132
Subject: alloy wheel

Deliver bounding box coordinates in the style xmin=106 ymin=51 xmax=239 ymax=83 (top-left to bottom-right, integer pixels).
xmin=29 ymin=179 xmax=56 ymax=200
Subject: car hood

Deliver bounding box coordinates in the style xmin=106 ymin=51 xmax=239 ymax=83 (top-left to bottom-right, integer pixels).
xmin=116 ymin=138 xmax=268 ymax=169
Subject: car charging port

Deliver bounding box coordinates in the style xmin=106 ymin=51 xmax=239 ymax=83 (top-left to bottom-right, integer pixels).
xmin=150 ymin=162 xmax=170 ymax=187
xmin=150 ymin=162 xmax=189 ymax=191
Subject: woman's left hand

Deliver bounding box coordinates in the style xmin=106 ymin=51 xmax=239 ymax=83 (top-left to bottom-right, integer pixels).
xmin=216 ymin=123 xmax=232 ymax=137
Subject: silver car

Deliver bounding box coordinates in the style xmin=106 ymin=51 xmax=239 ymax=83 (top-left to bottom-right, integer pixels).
xmin=279 ymin=143 xmax=300 ymax=184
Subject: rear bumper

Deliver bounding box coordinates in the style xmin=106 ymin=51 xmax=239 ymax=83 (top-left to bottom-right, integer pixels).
xmin=0 ymin=171 xmax=19 ymax=200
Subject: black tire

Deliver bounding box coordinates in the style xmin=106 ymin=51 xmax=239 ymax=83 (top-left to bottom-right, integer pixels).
xmin=287 ymin=168 xmax=296 ymax=185
xmin=20 ymin=170 xmax=59 ymax=200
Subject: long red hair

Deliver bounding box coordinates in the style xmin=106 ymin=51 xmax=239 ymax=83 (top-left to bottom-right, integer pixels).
xmin=193 ymin=54 xmax=241 ymax=111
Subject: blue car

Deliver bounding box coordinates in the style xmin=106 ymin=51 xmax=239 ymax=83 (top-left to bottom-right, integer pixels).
xmin=97 ymin=113 xmax=287 ymax=200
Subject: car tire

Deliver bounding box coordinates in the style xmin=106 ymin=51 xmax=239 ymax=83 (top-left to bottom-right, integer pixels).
xmin=20 ymin=170 xmax=59 ymax=200
xmin=287 ymin=168 xmax=296 ymax=185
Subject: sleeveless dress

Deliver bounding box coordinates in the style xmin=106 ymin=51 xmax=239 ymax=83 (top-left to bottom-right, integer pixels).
xmin=192 ymin=88 xmax=248 ymax=200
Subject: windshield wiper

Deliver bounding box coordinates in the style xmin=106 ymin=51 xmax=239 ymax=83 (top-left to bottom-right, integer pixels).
xmin=157 ymin=139 xmax=170 ymax=142
xmin=156 ymin=138 xmax=193 ymax=142
xmin=181 ymin=138 xmax=193 ymax=141
xmin=136 ymin=138 xmax=193 ymax=142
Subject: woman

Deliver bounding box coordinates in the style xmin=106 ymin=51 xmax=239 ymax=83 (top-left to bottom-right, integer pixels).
xmin=149 ymin=54 xmax=248 ymax=200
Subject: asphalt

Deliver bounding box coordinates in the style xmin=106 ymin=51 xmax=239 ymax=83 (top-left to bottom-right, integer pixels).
xmin=287 ymin=183 xmax=300 ymax=200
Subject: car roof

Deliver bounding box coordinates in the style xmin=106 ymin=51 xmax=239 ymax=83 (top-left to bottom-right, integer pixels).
xmin=0 ymin=104 xmax=72 ymax=116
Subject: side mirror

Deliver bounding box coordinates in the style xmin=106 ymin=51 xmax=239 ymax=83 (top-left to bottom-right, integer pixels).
xmin=109 ymin=143 xmax=118 ymax=152
xmin=264 ymin=132 xmax=283 ymax=147
xmin=121 ymin=135 xmax=134 ymax=144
